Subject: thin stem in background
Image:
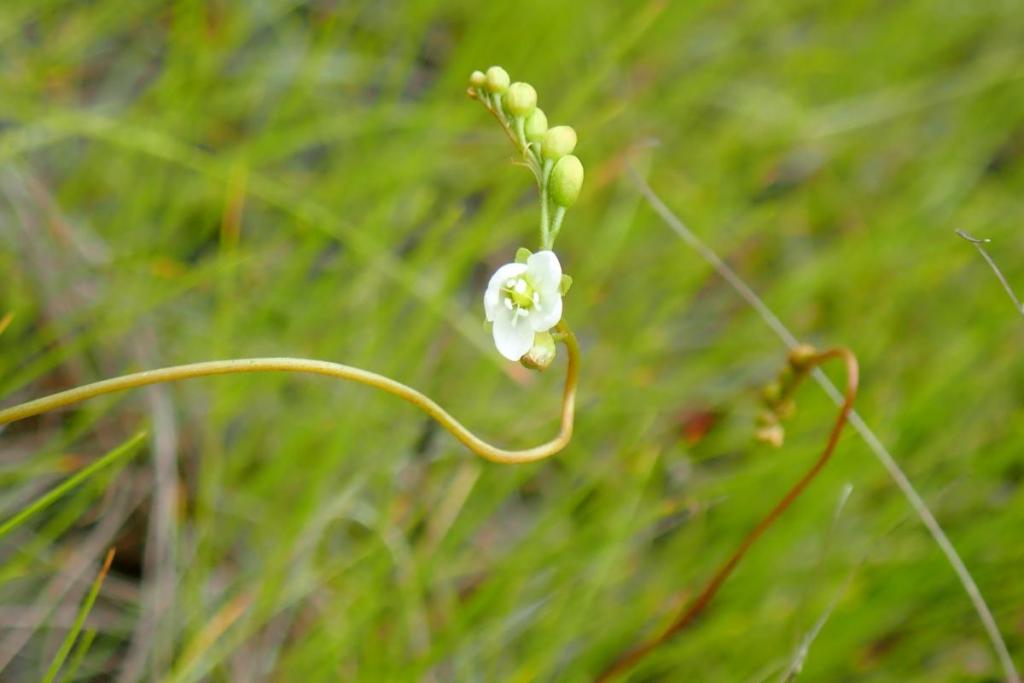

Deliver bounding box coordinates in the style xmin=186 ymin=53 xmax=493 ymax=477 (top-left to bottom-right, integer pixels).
xmin=957 ymin=230 xmax=1024 ymax=319
xmin=598 ymin=348 xmax=858 ymax=682
xmin=0 ymin=323 xmax=580 ymax=466
xmin=631 ymin=170 xmax=1019 ymax=683
xmin=541 ymin=159 xmax=553 ymax=247
xmin=778 ymin=483 xmax=858 ymax=683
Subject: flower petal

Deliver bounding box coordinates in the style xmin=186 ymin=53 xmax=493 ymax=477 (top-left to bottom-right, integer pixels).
xmin=529 ymin=292 xmax=562 ymax=331
xmin=483 ymin=288 xmax=500 ymax=321
xmin=526 ymin=250 xmax=561 ymax=290
xmin=493 ymin=311 xmax=535 ymax=360
xmin=487 ymin=262 xmax=528 ymax=291
xmin=483 ymin=262 xmax=527 ymax=321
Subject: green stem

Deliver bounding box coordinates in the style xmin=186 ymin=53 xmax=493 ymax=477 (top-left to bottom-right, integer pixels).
xmin=550 ymin=206 xmax=566 ymax=246
xmin=490 ymin=93 xmax=506 ymax=125
xmin=0 ymin=324 xmax=580 ymax=465
xmin=540 ymin=159 xmax=553 ymax=248
xmin=514 ymin=117 xmax=527 ymax=152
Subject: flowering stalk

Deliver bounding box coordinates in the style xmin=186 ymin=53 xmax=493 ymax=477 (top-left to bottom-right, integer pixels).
xmin=1 ymin=66 xmax=586 ymax=464
xmin=468 ymin=66 xmax=583 ymax=365
xmin=468 ymin=67 xmax=583 ymax=251
xmin=597 ymin=346 xmax=859 ymax=682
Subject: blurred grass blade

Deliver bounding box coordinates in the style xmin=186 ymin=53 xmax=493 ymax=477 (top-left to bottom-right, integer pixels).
xmin=166 ymin=593 xmax=251 ymax=683
xmin=58 ymin=628 xmax=97 ymax=683
xmin=0 ymin=313 xmax=12 ymax=337
xmin=42 ymin=548 xmax=115 ymax=683
xmin=0 ymin=430 xmax=147 ymax=541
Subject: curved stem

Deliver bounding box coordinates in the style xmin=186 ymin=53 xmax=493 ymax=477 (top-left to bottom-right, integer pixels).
xmin=634 ymin=170 xmax=1019 ymax=683
xmin=0 ymin=323 xmax=580 ymax=466
xmin=597 ymin=347 xmax=858 ymax=682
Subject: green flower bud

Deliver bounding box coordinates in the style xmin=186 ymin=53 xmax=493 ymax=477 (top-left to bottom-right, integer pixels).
xmin=787 ymin=344 xmax=818 ymax=372
xmin=469 ymin=70 xmax=486 ymax=88
xmin=549 ymin=154 xmax=584 ymax=207
xmin=761 ymin=381 xmax=782 ymax=405
xmin=525 ymin=108 xmax=548 ymax=143
xmin=504 ymin=82 xmax=537 ymax=118
xmin=520 ymin=332 xmax=557 ymax=371
xmin=485 ymin=65 xmax=510 ymax=93
xmin=542 ymin=125 xmax=577 ymax=160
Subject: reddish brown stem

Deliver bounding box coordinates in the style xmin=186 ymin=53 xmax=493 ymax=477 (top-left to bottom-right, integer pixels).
xmin=597 ymin=347 xmax=859 ymax=682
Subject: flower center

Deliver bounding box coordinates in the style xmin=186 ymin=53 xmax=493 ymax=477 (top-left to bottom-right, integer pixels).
xmin=500 ymin=276 xmax=539 ymax=317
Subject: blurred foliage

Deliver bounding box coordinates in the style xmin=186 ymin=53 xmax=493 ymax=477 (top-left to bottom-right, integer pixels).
xmin=1 ymin=0 xmax=1023 ymax=680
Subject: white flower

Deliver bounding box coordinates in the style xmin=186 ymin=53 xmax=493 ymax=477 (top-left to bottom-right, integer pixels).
xmin=483 ymin=250 xmax=564 ymax=360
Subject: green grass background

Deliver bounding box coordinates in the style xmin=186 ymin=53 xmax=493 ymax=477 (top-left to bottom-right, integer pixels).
xmin=1 ymin=0 xmax=1023 ymax=680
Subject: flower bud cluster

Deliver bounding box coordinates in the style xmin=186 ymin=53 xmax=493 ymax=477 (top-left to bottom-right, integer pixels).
xmin=469 ymin=66 xmax=585 ymax=367
xmin=755 ymin=344 xmax=820 ymax=447
xmin=468 ymin=65 xmax=585 ymax=249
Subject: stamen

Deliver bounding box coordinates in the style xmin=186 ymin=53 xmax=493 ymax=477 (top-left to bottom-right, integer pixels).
xmin=504 ymin=298 xmax=513 ymax=310
xmin=532 ymin=292 xmax=540 ymax=305
xmin=506 ymin=278 xmax=516 ymax=288
xmin=514 ymin=279 xmax=528 ymax=294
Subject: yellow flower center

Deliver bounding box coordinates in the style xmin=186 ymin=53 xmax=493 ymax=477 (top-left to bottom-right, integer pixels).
xmin=501 ymin=276 xmax=538 ymax=311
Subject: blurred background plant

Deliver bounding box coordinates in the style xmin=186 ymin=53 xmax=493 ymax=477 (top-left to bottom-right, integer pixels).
xmin=1 ymin=1 xmax=1023 ymax=681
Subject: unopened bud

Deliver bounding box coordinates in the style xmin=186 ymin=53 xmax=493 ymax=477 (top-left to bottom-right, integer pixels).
xmin=505 ymin=82 xmax=537 ymax=118
xmin=756 ymin=424 xmax=785 ymax=448
xmin=542 ymin=125 xmax=577 ymax=160
xmin=788 ymin=344 xmax=818 ymax=371
xmin=775 ymin=398 xmax=796 ymax=420
xmin=550 ymin=154 xmax=584 ymax=207
xmin=525 ymin=108 xmax=548 ymax=143
xmin=761 ymin=381 xmax=782 ymax=405
xmin=485 ymin=66 xmax=510 ymax=93
xmin=469 ymin=70 xmax=486 ymax=88
xmin=521 ymin=332 xmax=557 ymax=371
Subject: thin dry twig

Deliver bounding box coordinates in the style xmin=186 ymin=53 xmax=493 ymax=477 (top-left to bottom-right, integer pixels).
xmin=631 ymin=170 xmax=1019 ymax=683
xmin=598 ymin=348 xmax=858 ymax=681
xmin=957 ymin=230 xmax=1024 ymax=319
